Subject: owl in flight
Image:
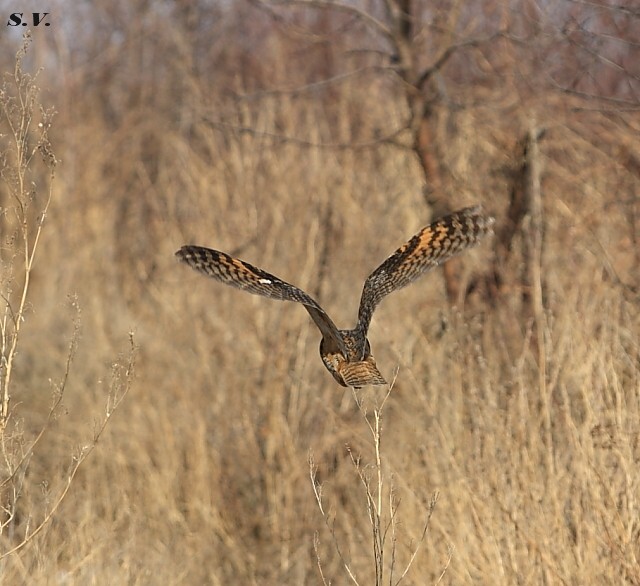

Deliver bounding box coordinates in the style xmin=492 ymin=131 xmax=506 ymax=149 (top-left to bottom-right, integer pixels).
xmin=176 ymin=206 xmax=494 ymax=387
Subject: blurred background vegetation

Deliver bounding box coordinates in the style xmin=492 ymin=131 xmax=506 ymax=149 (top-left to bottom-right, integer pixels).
xmin=0 ymin=0 xmax=638 ymax=583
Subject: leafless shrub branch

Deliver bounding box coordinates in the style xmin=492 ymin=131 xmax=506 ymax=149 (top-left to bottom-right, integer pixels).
xmin=0 ymin=32 xmax=135 ymax=562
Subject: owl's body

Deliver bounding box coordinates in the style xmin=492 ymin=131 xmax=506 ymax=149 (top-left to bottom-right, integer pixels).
xmin=176 ymin=206 xmax=494 ymax=387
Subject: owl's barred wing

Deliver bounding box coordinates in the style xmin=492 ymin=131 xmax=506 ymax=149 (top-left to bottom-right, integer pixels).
xmin=176 ymin=246 xmax=311 ymax=302
xmin=356 ymin=206 xmax=494 ymax=335
xmin=175 ymin=246 xmax=347 ymax=355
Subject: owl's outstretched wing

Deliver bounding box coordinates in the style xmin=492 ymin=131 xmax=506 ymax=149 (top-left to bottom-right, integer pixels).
xmin=176 ymin=246 xmax=347 ymax=355
xmin=356 ymin=206 xmax=495 ymax=336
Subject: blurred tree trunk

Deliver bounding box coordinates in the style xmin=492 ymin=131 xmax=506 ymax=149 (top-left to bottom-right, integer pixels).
xmin=491 ymin=124 xmax=546 ymax=318
xmin=254 ymin=0 xmax=502 ymax=303
xmin=387 ymin=0 xmax=464 ymax=301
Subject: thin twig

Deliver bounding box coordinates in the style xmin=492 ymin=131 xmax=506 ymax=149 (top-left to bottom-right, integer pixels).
xmin=309 ymin=452 xmax=361 ymax=585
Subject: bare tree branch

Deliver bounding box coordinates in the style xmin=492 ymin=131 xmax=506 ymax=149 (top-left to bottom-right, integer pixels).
xmin=257 ymin=0 xmax=393 ymax=39
xmin=203 ymin=116 xmax=411 ymax=151
xmin=235 ymin=64 xmax=398 ymax=100
xmin=416 ymin=31 xmax=505 ymax=90
xmin=565 ymin=0 xmax=640 ymax=18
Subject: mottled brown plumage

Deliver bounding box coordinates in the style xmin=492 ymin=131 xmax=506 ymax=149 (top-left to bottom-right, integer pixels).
xmin=176 ymin=205 xmax=494 ymax=387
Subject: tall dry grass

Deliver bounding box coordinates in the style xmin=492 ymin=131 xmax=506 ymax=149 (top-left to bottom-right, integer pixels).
xmin=0 ymin=2 xmax=638 ymax=584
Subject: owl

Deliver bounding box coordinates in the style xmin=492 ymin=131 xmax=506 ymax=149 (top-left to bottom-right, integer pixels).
xmin=176 ymin=206 xmax=494 ymax=387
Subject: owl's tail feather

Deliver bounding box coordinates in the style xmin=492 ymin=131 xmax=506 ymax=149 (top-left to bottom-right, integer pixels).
xmin=339 ymin=358 xmax=387 ymax=388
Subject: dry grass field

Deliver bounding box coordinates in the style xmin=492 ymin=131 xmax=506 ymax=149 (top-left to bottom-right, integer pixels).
xmin=0 ymin=2 xmax=638 ymax=584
